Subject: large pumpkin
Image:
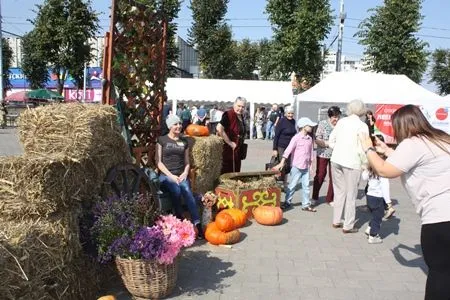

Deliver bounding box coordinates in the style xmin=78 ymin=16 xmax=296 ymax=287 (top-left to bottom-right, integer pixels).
xmin=219 ymin=208 xmax=247 ymax=228
xmin=205 ymin=222 xmax=240 ymax=245
xmin=215 ymin=212 xmax=235 ymax=232
xmin=185 ymin=124 xmax=209 ymax=136
xmin=253 ymin=206 xmax=283 ymax=226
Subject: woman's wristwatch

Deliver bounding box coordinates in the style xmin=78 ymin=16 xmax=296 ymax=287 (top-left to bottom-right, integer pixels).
xmin=364 ymin=147 xmax=376 ymax=154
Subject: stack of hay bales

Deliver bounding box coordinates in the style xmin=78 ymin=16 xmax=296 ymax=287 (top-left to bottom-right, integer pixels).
xmin=188 ymin=135 xmax=223 ymax=194
xmin=0 ymin=103 xmax=131 ymax=299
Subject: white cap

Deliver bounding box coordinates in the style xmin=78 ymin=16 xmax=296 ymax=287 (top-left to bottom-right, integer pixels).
xmin=297 ymin=117 xmax=317 ymax=128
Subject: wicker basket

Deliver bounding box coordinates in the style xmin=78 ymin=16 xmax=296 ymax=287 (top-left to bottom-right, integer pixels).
xmin=115 ymin=257 xmax=178 ymax=300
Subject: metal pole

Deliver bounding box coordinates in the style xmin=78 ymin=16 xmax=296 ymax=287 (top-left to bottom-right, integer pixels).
xmin=335 ymin=0 xmax=345 ymax=72
xmin=0 ymin=0 xmax=4 ymax=99
xmin=83 ymin=61 xmax=87 ymax=102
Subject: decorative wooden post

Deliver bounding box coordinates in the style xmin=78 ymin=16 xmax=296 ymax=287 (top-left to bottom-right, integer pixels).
xmin=102 ymin=0 xmax=168 ymax=168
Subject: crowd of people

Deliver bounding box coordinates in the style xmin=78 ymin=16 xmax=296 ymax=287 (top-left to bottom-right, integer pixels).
xmin=157 ymin=97 xmax=450 ymax=299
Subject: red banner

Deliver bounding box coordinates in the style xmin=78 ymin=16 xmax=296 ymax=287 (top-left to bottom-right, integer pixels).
xmin=374 ymin=104 xmax=403 ymax=144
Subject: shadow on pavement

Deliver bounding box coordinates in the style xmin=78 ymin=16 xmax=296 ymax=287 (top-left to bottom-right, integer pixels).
xmin=391 ymin=243 xmax=428 ymax=275
xmin=171 ymin=250 xmax=236 ymax=297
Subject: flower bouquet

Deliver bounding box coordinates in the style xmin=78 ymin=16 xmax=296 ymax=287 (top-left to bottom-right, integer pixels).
xmin=92 ymin=193 xmax=195 ymax=299
xmin=200 ymin=191 xmax=218 ymax=228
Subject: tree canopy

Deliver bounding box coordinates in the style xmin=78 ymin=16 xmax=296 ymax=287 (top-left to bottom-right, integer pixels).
xmin=265 ymin=0 xmax=333 ymax=83
xmin=26 ymin=0 xmax=99 ymax=94
xmin=355 ymin=0 xmax=428 ymax=83
xmin=2 ymin=39 xmax=14 ymax=96
xmin=429 ymin=49 xmax=450 ymax=96
xmin=188 ymin=0 xmax=236 ymax=79
xmin=21 ymin=31 xmax=50 ymax=89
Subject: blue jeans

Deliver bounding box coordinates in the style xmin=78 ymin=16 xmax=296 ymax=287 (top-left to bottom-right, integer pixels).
xmin=266 ymin=120 xmax=275 ymax=139
xmin=159 ymin=175 xmax=200 ymax=224
xmin=367 ymin=195 xmax=384 ymax=236
xmin=285 ymin=167 xmax=311 ymax=208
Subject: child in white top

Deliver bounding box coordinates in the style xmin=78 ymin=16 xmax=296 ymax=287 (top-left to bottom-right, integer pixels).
xmin=361 ymin=167 xmax=390 ymax=244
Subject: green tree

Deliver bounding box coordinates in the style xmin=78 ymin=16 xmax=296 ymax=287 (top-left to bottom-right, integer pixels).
xmin=355 ymin=0 xmax=428 ymax=83
xmin=265 ymin=0 xmax=333 ymax=83
xmin=161 ymin=0 xmax=182 ymax=77
xmin=22 ymin=32 xmax=49 ymax=89
xmin=232 ymin=39 xmax=259 ymax=80
xmin=29 ymin=0 xmax=99 ymax=94
xmin=429 ymin=49 xmax=450 ymax=95
xmin=2 ymin=39 xmax=14 ymax=96
xmin=188 ymin=0 xmax=236 ymax=78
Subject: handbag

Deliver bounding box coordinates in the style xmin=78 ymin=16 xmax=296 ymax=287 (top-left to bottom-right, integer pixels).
xmin=265 ymin=154 xmax=280 ymax=170
xmin=240 ymin=143 xmax=248 ymax=160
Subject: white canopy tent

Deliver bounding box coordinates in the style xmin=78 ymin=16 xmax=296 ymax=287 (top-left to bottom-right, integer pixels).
xmin=296 ymin=71 xmax=446 ymax=105
xmin=166 ymin=78 xmax=294 ymax=137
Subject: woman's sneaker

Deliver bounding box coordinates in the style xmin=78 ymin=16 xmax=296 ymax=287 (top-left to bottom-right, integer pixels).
xmin=384 ymin=204 xmax=396 ymax=219
xmin=368 ymin=234 xmax=383 ymax=244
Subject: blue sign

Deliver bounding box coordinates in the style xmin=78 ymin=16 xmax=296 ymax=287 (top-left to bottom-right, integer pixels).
xmin=8 ymin=67 xmax=103 ymax=89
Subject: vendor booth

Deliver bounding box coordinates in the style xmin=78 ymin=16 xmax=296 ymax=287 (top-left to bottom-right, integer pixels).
xmin=166 ymin=78 xmax=294 ymax=138
xmin=295 ymin=72 xmax=450 ymax=143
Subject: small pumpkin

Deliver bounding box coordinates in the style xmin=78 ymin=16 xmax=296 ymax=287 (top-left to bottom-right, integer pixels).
xmin=253 ymin=206 xmax=283 ymax=226
xmin=185 ymin=124 xmax=209 ymax=136
xmin=215 ymin=212 xmax=235 ymax=232
xmin=205 ymin=222 xmax=240 ymax=245
xmin=97 ymin=296 xmax=116 ymax=300
xmin=220 ymin=208 xmax=247 ymax=228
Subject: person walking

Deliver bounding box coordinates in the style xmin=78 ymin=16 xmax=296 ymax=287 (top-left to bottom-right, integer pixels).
xmin=255 ymin=107 xmax=266 ymax=140
xmin=266 ymin=104 xmax=280 ymax=140
xmin=328 ymin=99 xmax=368 ymax=233
xmin=217 ymin=97 xmax=247 ymax=174
xmin=272 ymin=106 xmax=297 ymax=189
xmin=0 ymin=101 xmax=8 ymax=129
xmin=180 ymin=105 xmax=192 ymax=132
xmin=360 ymin=104 xmax=450 ymax=299
xmin=274 ymin=117 xmax=317 ymax=212
xmin=311 ymin=106 xmax=341 ymax=206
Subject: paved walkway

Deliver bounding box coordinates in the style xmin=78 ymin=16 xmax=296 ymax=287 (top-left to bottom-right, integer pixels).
xmin=0 ymin=130 xmax=427 ymax=299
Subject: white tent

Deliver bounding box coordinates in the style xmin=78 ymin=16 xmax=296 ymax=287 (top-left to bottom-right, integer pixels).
xmin=166 ymin=78 xmax=294 ymax=137
xmin=296 ymin=71 xmax=446 ymax=105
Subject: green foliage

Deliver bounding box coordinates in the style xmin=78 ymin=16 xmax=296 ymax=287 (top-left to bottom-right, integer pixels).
xmin=355 ymin=0 xmax=428 ymax=83
xmin=231 ymin=39 xmax=259 ymax=80
xmin=188 ymin=0 xmax=236 ymax=78
xmin=265 ymin=0 xmax=333 ymax=83
xmin=28 ymin=0 xmax=99 ymax=93
xmin=22 ymin=32 xmax=49 ymax=89
xmin=2 ymin=39 xmax=14 ymax=94
xmin=429 ymin=49 xmax=450 ymax=95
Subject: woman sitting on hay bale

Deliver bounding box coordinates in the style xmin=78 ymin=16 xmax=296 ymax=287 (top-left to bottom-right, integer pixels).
xmin=156 ymin=114 xmax=204 ymax=239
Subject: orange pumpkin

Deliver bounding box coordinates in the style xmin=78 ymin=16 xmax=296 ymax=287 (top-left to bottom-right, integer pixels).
xmin=253 ymin=206 xmax=283 ymax=226
xmin=215 ymin=212 xmax=235 ymax=232
xmin=205 ymin=222 xmax=240 ymax=245
xmin=97 ymin=296 xmax=116 ymax=300
xmin=220 ymin=208 xmax=247 ymax=228
xmin=185 ymin=124 xmax=209 ymax=136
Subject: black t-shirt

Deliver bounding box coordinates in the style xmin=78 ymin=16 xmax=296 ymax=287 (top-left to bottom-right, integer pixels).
xmin=158 ymin=135 xmax=188 ymax=176
xmin=269 ymin=110 xmax=279 ymax=123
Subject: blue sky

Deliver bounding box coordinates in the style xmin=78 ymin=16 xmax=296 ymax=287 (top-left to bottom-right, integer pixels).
xmin=3 ymin=0 xmax=450 ymax=90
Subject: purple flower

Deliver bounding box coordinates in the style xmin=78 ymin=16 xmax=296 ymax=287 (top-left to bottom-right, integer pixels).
xmin=129 ymin=226 xmax=167 ymax=260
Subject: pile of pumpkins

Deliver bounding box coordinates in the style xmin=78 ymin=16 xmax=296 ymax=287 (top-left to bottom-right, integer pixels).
xmin=205 ymin=208 xmax=246 ymax=245
xmin=205 ymin=206 xmax=284 ymax=246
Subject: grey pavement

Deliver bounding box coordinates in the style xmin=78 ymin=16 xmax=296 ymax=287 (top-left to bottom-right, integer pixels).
xmin=0 ymin=129 xmax=427 ymax=300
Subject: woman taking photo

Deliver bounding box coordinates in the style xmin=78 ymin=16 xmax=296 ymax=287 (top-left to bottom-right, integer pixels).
xmin=360 ymin=104 xmax=450 ymax=299
xmin=156 ymin=114 xmax=203 ymax=238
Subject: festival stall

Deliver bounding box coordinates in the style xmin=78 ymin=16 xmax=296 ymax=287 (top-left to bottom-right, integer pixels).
xmin=296 ymin=71 xmax=450 ymax=143
xmin=166 ymin=78 xmax=294 ymax=138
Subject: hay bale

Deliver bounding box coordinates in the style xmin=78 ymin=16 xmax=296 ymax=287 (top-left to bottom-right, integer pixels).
xmin=18 ymin=103 xmax=130 ymax=162
xmin=188 ymin=135 xmax=223 ymax=193
xmin=219 ymin=175 xmax=277 ymax=190
xmin=0 ymin=152 xmax=127 ymax=220
xmin=0 ymin=215 xmax=100 ymax=299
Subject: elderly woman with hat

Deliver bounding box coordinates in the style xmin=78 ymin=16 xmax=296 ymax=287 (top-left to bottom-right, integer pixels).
xmin=156 ymin=114 xmax=203 ymax=238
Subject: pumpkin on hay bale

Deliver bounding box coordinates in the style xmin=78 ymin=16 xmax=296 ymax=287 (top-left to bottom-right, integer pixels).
xmin=185 ymin=124 xmax=209 ymax=136
xmin=187 ymin=135 xmax=223 ymax=194
xmin=0 ymin=216 xmax=101 ymax=299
